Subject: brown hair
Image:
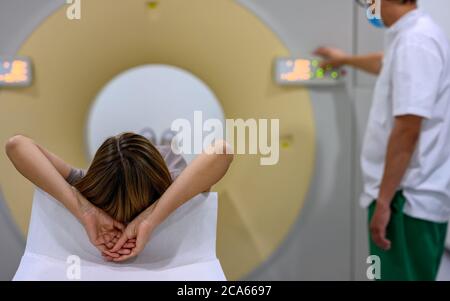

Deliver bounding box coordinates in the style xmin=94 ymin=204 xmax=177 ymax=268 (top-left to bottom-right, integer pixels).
xmin=74 ymin=132 xmax=173 ymax=223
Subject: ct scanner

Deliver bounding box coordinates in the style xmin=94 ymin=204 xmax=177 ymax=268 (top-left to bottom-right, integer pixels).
xmin=1 ymin=0 xmax=450 ymax=281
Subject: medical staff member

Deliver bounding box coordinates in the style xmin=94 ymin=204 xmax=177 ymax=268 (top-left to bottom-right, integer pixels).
xmin=316 ymin=0 xmax=450 ymax=280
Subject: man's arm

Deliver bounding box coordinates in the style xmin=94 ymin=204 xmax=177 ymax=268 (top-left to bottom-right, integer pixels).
xmin=370 ymin=115 xmax=423 ymax=250
xmin=314 ymin=47 xmax=383 ymax=75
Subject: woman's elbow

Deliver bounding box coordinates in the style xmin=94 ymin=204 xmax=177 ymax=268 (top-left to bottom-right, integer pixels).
xmin=5 ymin=135 xmax=29 ymax=156
xmin=210 ymin=140 xmax=234 ymax=166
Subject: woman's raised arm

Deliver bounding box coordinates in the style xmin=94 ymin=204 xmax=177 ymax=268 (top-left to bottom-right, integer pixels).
xmin=109 ymin=140 xmax=234 ymax=261
xmin=5 ymin=135 xmax=87 ymax=219
xmin=5 ymin=135 xmax=127 ymax=257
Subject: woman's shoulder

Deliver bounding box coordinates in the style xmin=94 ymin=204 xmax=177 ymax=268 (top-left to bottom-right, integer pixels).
xmin=155 ymin=145 xmax=187 ymax=180
xmin=65 ymin=168 xmax=86 ymax=185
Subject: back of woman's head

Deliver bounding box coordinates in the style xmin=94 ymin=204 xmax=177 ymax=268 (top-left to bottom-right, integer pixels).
xmin=74 ymin=132 xmax=173 ymax=223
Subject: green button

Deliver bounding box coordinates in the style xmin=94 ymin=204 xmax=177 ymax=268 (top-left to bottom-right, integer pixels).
xmin=147 ymin=1 xmax=159 ymax=9
xmin=316 ymin=68 xmax=324 ymax=78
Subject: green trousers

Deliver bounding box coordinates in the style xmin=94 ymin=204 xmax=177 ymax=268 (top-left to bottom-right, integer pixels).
xmin=368 ymin=191 xmax=448 ymax=281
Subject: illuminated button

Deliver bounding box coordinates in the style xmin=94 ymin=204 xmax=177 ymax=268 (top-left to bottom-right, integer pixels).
xmin=316 ymin=68 xmax=324 ymax=79
xmin=0 ymin=57 xmax=32 ymax=86
xmin=147 ymin=1 xmax=159 ymax=9
xmin=331 ymin=71 xmax=339 ymax=79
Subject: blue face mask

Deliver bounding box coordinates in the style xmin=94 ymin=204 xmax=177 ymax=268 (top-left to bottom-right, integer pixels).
xmin=366 ymin=1 xmax=385 ymax=28
xmin=368 ymin=16 xmax=385 ymax=28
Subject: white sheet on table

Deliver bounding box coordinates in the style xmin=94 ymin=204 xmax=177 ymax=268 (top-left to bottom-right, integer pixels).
xmin=13 ymin=188 xmax=225 ymax=281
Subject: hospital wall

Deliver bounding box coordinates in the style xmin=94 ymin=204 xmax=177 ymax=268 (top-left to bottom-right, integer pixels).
xmin=0 ymin=0 xmax=450 ymax=281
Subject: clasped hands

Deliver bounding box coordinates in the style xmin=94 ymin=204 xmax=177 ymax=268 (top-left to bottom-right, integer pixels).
xmin=74 ymin=188 xmax=155 ymax=262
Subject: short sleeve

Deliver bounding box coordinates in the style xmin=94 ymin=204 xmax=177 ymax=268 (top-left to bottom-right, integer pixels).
xmin=156 ymin=145 xmax=188 ymax=180
xmin=65 ymin=168 xmax=86 ymax=185
xmin=392 ymin=37 xmax=443 ymax=119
